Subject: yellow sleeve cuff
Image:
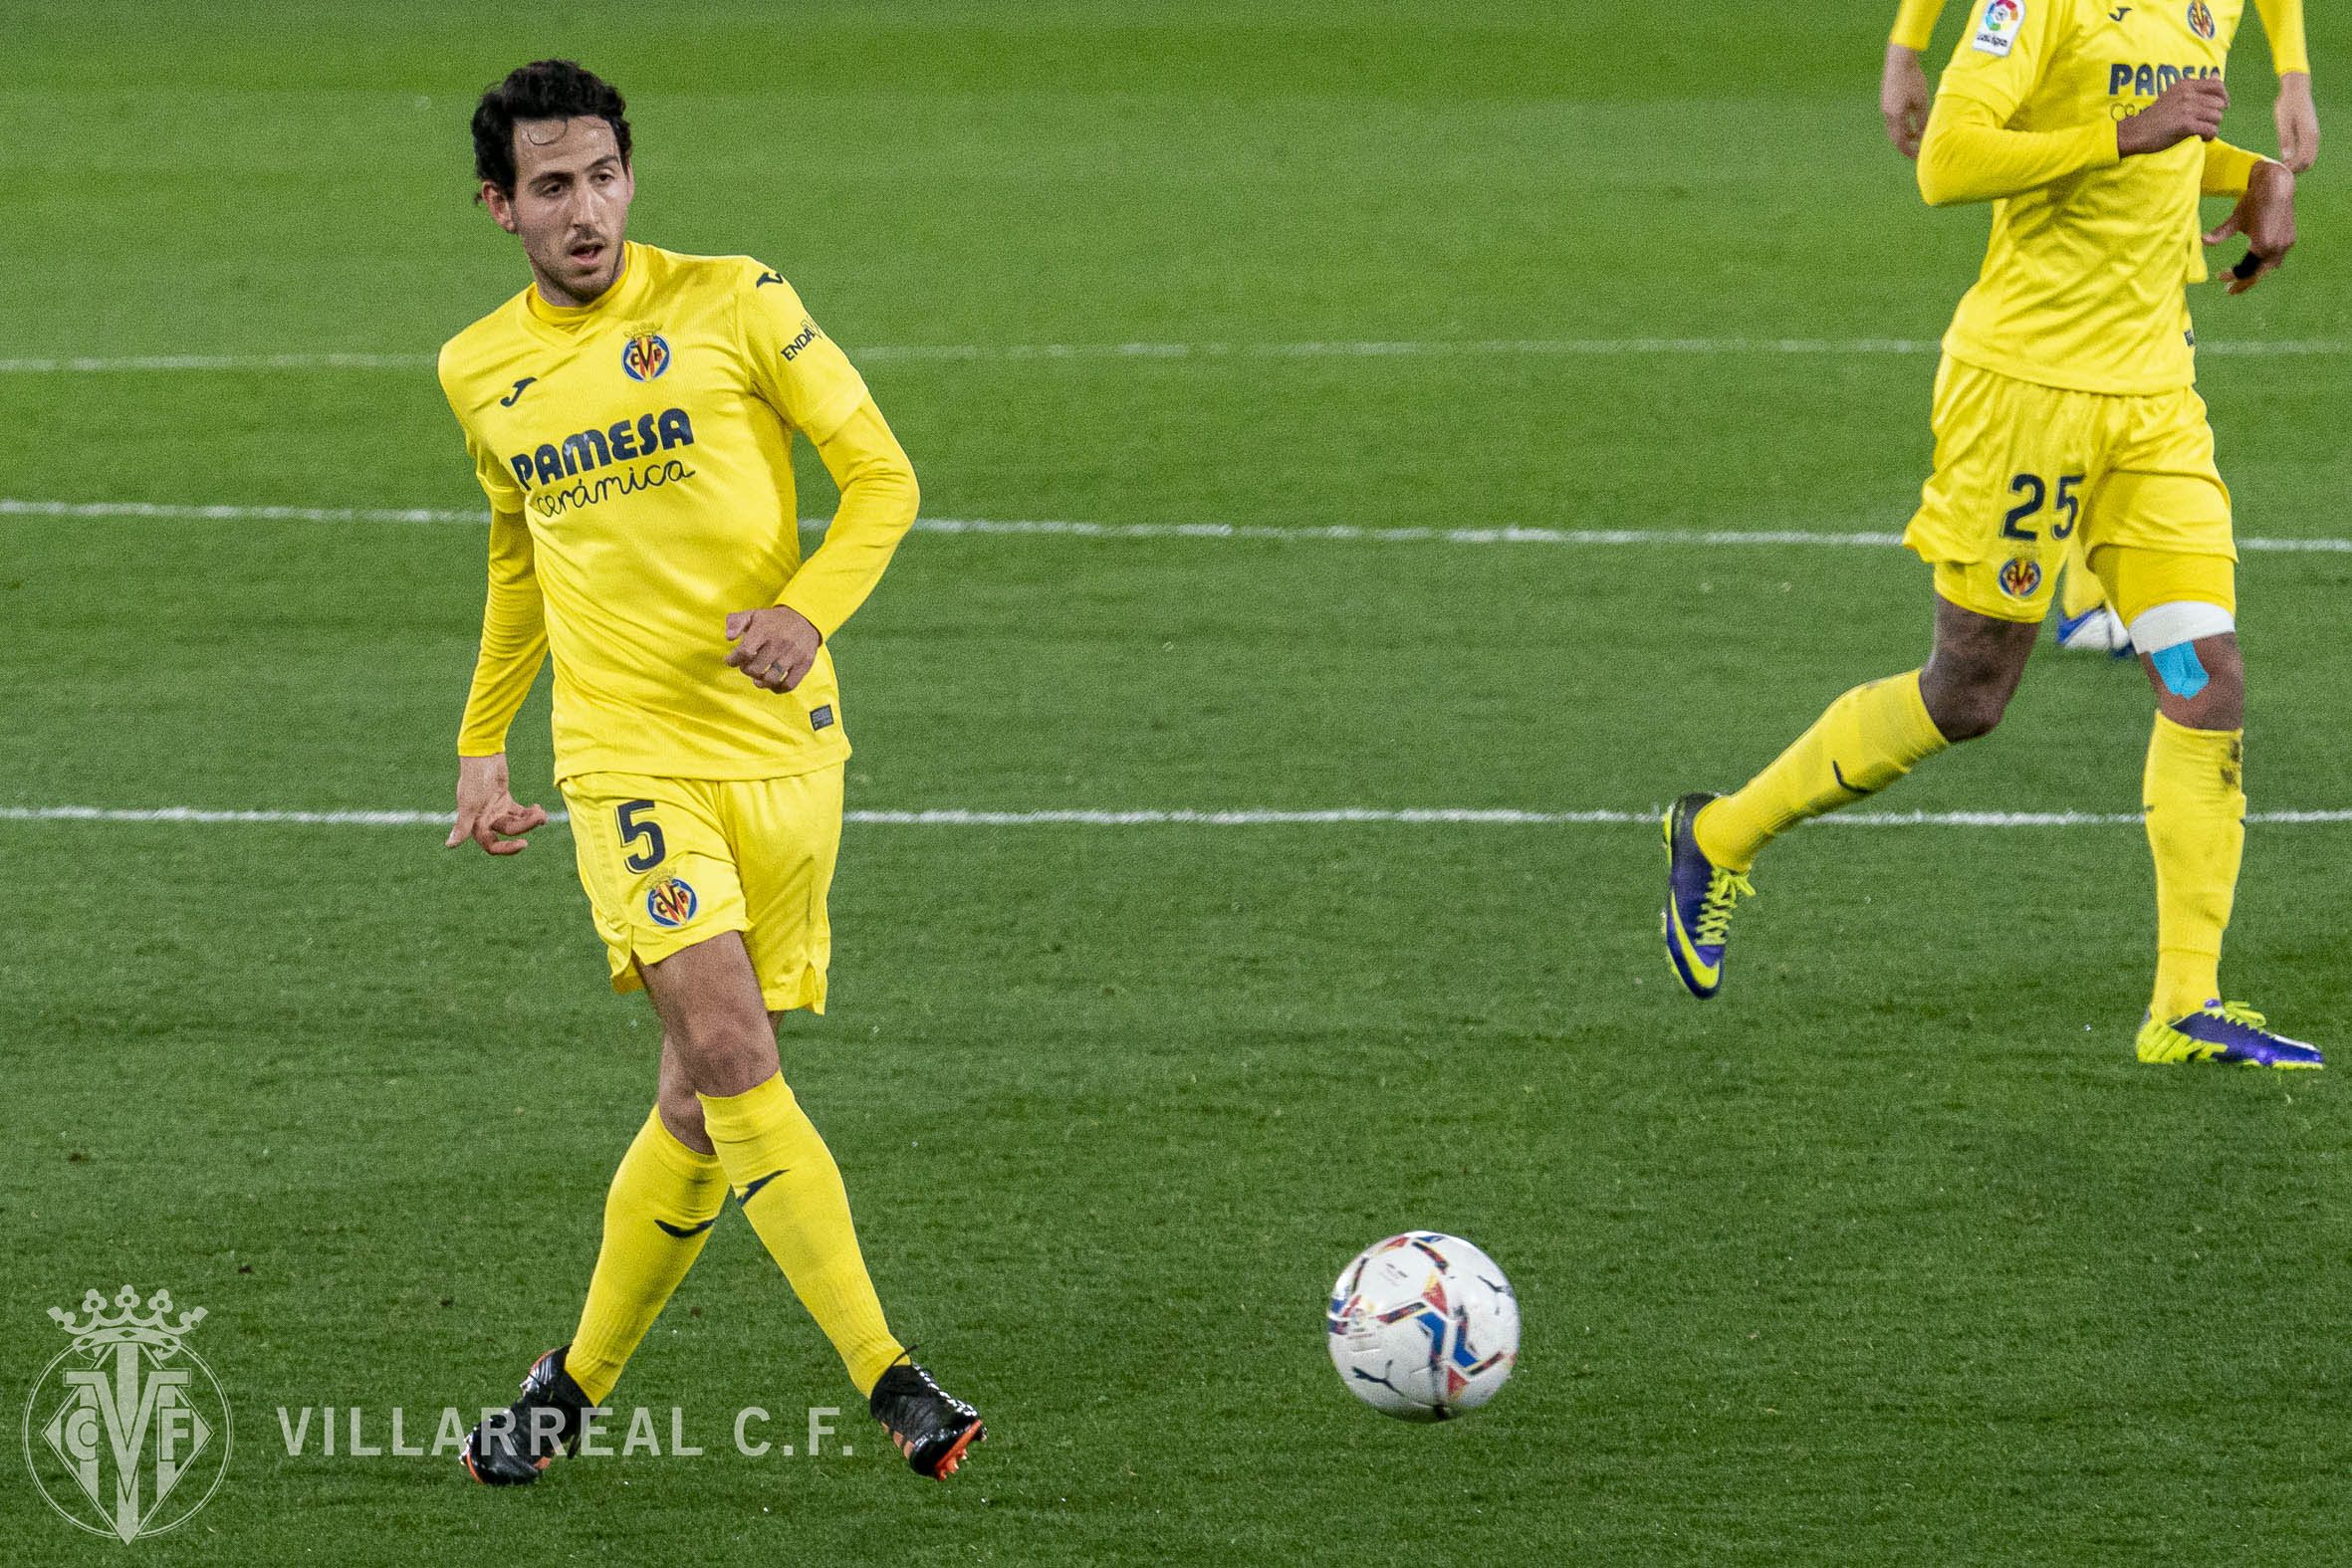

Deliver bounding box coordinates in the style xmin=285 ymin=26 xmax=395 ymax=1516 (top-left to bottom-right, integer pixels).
xmin=2256 ymin=0 xmax=2309 ymax=76
xmin=2202 ymin=141 xmax=2264 ymax=197
xmin=1890 ymin=0 xmax=1944 ymax=52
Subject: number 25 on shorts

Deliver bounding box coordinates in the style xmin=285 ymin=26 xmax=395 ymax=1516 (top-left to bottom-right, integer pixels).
xmin=616 ymin=798 xmax=666 ymax=871
xmin=2001 ymin=472 xmax=2084 ymax=540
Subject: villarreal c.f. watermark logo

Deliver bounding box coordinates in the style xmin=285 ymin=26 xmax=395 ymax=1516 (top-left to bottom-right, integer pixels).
xmin=23 ymin=1287 xmax=232 ymax=1543
xmin=621 ymin=332 xmax=671 ymax=381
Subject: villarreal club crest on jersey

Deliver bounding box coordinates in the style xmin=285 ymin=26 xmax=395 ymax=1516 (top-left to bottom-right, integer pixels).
xmin=621 ymin=326 xmax=671 ymax=381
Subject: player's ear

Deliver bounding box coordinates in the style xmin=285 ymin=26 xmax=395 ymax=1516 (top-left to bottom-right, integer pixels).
xmin=482 ymin=183 xmax=519 ymax=234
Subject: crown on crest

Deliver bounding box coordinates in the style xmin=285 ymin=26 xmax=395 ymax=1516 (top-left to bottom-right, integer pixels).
xmin=49 ymin=1285 xmax=207 ymax=1352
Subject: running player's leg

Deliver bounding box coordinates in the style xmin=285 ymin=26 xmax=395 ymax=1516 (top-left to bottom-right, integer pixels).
xmin=1664 ymin=357 xmax=2069 ymax=999
xmin=641 ymin=932 xmax=986 ymax=1475
xmin=638 ymin=931 xmax=907 ymax=1393
xmin=560 ymin=1037 xmax=728 ymax=1407
xmin=1664 ymin=594 xmax=2031 ymax=998
xmin=709 ymin=765 xmax=983 ymax=1474
xmin=463 ymin=778 xmax=749 ymax=1485
xmin=2088 ymin=389 xmax=2319 ymax=1067
xmin=1696 ymin=591 xmax=2032 ymax=865
xmin=555 ymin=778 xmax=744 ymax=1403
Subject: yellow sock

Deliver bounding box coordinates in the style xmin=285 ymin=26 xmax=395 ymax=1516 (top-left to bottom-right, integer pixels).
xmin=699 ymin=1074 xmax=906 ymax=1397
xmin=568 ymin=1107 xmax=728 ymax=1405
xmin=1694 ymin=670 xmax=1950 ymax=871
xmin=2057 ymin=535 xmax=2107 ymax=618
xmin=2145 ymin=714 xmax=2244 ymax=1020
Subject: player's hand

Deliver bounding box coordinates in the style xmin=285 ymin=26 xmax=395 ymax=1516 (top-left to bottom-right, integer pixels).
xmin=1881 ymin=44 xmax=1931 ymax=160
xmin=2117 ymin=76 xmax=2230 ymax=156
xmin=447 ymin=752 xmax=549 ymax=856
xmin=2273 ymin=72 xmax=2319 ymax=173
xmin=2204 ymin=159 xmax=2296 ymax=295
xmin=723 ymin=604 xmax=822 ymax=692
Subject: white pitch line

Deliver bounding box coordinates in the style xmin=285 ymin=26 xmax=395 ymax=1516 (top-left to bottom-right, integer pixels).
xmin=4 ymin=805 xmax=2350 ymax=829
xmin=10 ymin=498 xmax=2352 ymax=556
xmin=2 ymin=337 xmax=2346 ymax=374
xmin=0 ymin=351 xmax=435 ymax=373
xmin=0 ymin=498 xmax=486 ymax=526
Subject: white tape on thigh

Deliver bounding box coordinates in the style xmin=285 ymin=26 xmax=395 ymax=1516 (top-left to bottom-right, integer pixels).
xmin=2127 ymin=600 xmax=2234 ymax=654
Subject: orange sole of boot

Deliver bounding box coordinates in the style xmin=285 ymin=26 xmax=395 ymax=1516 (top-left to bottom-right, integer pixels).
xmin=928 ymin=1421 xmax=985 ymax=1479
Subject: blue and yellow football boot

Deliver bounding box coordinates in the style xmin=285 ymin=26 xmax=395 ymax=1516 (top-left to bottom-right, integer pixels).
xmin=2136 ymin=1002 xmax=2324 ymax=1069
xmin=1660 ymin=791 xmax=1753 ymax=1001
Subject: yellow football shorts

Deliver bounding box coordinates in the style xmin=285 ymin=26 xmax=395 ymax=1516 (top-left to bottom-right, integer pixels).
xmin=1904 ymin=356 xmax=2236 ymax=625
xmin=561 ymin=764 xmax=844 ymax=1013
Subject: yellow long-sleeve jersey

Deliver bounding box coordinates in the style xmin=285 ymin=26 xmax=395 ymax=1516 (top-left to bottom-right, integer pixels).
xmin=1891 ymin=0 xmax=2306 ymax=75
xmin=439 ymin=242 xmax=917 ymax=783
xmin=1915 ymin=0 xmax=2268 ymax=395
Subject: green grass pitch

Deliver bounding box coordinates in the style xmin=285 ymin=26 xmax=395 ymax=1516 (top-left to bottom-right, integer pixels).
xmin=6 ymin=2 xmax=2352 ymax=1561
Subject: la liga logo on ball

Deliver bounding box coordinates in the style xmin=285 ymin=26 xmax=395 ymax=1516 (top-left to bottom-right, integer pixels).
xmin=1326 ymin=1232 xmax=1519 ymax=1422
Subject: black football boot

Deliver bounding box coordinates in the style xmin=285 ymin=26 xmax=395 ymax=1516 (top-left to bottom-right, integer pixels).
xmin=462 ymin=1344 xmax=590 ymax=1485
xmin=867 ymin=1355 xmax=985 ymax=1478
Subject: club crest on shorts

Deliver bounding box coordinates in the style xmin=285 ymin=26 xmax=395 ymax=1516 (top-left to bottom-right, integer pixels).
xmin=620 ymin=331 xmax=671 ymax=381
xmin=645 ymin=876 xmax=698 ymax=928
xmin=1973 ymin=0 xmax=2022 ymax=54
xmin=1998 ymin=557 xmax=2043 ymax=599
xmin=2185 ymin=1 xmax=2215 ymax=39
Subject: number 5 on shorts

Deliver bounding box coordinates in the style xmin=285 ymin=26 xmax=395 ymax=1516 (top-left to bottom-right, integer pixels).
xmin=617 ymin=798 xmax=666 ymax=871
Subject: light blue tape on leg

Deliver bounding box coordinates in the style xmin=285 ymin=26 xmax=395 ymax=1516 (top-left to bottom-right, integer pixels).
xmin=2151 ymin=643 xmax=2210 ymax=700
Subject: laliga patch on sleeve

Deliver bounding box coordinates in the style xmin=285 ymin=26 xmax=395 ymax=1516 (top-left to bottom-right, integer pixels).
xmin=1973 ymin=0 xmax=2022 ymax=54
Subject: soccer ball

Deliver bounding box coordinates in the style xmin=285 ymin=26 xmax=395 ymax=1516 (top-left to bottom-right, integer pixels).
xmin=1325 ymin=1232 xmax=1519 ymax=1421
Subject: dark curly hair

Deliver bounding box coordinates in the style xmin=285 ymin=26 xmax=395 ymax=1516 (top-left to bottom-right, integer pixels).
xmin=471 ymin=60 xmax=631 ymax=199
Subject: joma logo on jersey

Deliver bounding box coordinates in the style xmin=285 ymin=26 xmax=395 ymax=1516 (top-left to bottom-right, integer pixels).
xmin=2109 ymin=61 xmax=2222 ymax=97
xmin=781 ymin=318 xmax=823 ymax=362
xmin=508 ymin=408 xmax=696 ymax=490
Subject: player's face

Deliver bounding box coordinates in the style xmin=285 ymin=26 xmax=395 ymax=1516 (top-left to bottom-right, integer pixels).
xmin=484 ymin=115 xmax=634 ymax=306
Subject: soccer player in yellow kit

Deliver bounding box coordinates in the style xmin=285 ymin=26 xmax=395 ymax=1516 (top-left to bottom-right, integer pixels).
xmin=1877 ymin=0 xmax=2318 ymax=654
xmin=1664 ymin=1 xmax=2324 ymax=1067
xmin=436 ymin=61 xmax=984 ymax=1484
